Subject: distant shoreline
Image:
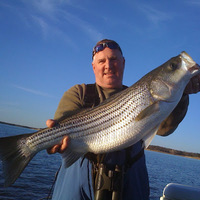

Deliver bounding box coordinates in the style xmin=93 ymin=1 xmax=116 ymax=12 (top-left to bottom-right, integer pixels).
xmin=147 ymin=145 xmax=200 ymax=160
xmin=0 ymin=121 xmax=199 ymax=159
xmin=0 ymin=121 xmax=40 ymax=130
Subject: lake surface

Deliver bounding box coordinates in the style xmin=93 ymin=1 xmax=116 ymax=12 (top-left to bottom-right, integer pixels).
xmin=0 ymin=123 xmax=199 ymax=199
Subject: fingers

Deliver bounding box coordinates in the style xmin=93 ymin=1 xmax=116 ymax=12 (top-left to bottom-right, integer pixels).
xmin=46 ymin=119 xmax=69 ymax=154
xmin=46 ymin=119 xmax=56 ymax=128
xmin=58 ymin=136 xmax=69 ymax=153
xmin=47 ymin=136 xmax=69 ymax=154
xmin=184 ymin=74 xmax=200 ymax=94
xmin=192 ymin=74 xmax=200 ymax=93
xmin=47 ymin=144 xmax=60 ymax=154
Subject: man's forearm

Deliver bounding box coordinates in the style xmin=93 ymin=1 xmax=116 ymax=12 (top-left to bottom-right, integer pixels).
xmin=157 ymin=94 xmax=189 ymax=136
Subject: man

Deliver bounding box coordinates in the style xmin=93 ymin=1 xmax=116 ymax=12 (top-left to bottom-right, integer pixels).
xmin=46 ymin=39 xmax=200 ymax=200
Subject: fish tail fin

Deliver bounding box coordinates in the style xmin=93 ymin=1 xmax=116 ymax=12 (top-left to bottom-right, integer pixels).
xmin=0 ymin=133 xmax=35 ymax=187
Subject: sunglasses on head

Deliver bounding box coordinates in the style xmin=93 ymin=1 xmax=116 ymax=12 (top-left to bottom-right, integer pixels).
xmin=92 ymin=42 xmax=122 ymax=58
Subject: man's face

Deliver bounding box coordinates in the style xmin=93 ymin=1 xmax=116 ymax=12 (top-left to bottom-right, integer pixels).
xmin=92 ymin=47 xmax=125 ymax=89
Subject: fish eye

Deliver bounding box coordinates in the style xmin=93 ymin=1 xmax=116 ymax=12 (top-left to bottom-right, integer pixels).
xmin=170 ymin=63 xmax=179 ymax=71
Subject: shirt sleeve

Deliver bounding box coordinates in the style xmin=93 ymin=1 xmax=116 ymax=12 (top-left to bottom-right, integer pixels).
xmin=157 ymin=94 xmax=189 ymax=136
xmin=54 ymin=84 xmax=86 ymax=122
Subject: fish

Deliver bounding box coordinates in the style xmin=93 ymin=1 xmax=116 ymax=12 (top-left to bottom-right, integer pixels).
xmin=0 ymin=51 xmax=199 ymax=187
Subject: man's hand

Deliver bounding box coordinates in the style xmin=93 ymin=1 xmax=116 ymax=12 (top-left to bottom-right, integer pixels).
xmin=46 ymin=119 xmax=69 ymax=154
xmin=184 ymin=74 xmax=200 ymax=94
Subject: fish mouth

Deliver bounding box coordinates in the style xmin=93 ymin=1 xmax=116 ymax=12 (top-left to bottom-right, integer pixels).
xmin=180 ymin=51 xmax=200 ymax=75
xmin=188 ymin=64 xmax=200 ymax=75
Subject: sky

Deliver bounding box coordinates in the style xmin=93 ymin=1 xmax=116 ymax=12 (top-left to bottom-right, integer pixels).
xmin=0 ymin=0 xmax=200 ymax=153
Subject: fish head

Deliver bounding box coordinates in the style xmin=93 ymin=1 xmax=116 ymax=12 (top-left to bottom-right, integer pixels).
xmin=150 ymin=51 xmax=200 ymax=102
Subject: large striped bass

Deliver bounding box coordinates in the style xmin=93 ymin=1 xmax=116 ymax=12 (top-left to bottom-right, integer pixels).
xmin=0 ymin=51 xmax=199 ymax=187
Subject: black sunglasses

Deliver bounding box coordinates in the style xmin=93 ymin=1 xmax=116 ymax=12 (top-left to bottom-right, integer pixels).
xmin=92 ymin=42 xmax=122 ymax=58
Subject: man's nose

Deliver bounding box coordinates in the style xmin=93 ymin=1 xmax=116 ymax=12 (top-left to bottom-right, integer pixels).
xmin=105 ymin=59 xmax=113 ymax=70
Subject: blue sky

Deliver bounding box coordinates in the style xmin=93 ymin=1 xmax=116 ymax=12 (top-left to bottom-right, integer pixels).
xmin=0 ymin=0 xmax=200 ymax=153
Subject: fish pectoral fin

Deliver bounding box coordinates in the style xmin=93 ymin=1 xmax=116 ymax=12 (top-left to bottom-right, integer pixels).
xmin=142 ymin=126 xmax=159 ymax=149
xmin=62 ymin=149 xmax=85 ymax=168
xmin=135 ymin=102 xmax=160 ymax=122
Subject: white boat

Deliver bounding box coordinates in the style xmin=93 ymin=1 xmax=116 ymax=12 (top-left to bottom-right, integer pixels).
xmin=160 ymin=183 xmax=200 ymax=200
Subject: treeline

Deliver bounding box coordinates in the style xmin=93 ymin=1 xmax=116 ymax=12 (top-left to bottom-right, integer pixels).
xmin=147 ymin=145 xmax=200 ymax=159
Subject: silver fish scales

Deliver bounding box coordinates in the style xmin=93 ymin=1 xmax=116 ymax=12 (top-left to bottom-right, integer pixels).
xmin=0 ymin=51 xmax=199 ymax=187
xmin=28 ymin=82 xmax=151 ymax=153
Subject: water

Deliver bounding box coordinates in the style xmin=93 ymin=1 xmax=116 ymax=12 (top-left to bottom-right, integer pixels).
xmin=146 ymin=150 xmax=200 ymax=199
xmin=0 ymin=123 xmax=61 ymax=200
xmin=0 ymin=123 xmax=200 ymax=200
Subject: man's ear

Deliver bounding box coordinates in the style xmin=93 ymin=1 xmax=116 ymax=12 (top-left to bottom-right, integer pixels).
xmin=92 ymin=62 xmax=95 ymax=71
xmin=123 ymin=57 xmax=125 ymax=70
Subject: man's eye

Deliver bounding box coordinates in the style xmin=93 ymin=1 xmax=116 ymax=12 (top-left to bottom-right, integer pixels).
xmin=98 ymin=60 xmax=105 ymax=64
xmin=110 ymin=57 xmax=117 ymax=61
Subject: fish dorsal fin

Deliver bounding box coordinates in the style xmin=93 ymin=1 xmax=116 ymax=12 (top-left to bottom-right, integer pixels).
xmin=62 ymin=148 xmax=85 ymax=168
xmin=135 ymin=102 xmax=160 ymax=122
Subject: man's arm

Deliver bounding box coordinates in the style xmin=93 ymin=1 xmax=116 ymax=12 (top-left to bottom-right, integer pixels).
xmin=157 ymin=94 xmax=189 ymax=136
xmin=46 ymin=84 xmax=86 ymax=154
xmin=157 ymin=74 xmax=200 ymax=136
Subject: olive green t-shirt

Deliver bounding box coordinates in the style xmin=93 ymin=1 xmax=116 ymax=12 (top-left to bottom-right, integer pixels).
xmin=54 ymin=84 xmax=123 ymax=121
